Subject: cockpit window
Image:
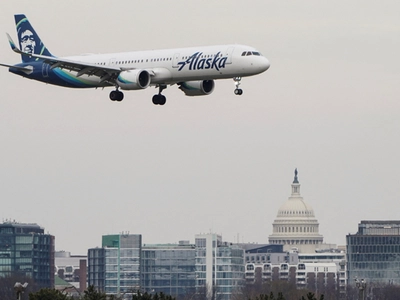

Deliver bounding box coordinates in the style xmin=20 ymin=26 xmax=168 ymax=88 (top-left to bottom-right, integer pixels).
xmin=241 ymin=51 xmax=262 ymax=56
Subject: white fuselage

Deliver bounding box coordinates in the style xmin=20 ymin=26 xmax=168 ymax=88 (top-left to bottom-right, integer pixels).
xmin=62 ymin=44 xmax=269 ymax=87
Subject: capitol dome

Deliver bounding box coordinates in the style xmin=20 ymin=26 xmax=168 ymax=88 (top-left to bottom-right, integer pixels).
xmin=277 ymin=198 xmax=315 ymax=218
xmin=268 ymin=169 xmax=323 ymax=253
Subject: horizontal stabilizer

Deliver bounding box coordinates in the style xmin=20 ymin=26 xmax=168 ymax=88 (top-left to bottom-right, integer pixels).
xmin=0 ymin=62 xmax=33 ymax=72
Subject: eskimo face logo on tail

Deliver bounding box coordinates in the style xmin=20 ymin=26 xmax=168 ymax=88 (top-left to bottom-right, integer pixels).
xmin=20 ymin=29 xmax=36 ymax=55
xmin=16 ymin=18 xmax=39 ymax=62
xmin=178 ymin=52 xmax=228 ymax=71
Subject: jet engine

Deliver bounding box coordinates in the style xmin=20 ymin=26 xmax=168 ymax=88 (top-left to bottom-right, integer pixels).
xmin=117 ymin=70 xmax=151 ymax=90
xmin=178 ymin=80 xmax=215 ymax=96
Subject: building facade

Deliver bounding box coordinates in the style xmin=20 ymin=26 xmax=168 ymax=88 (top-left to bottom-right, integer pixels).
xmin=244 ymin=247 xmax=343 ymax=297
xmin=141 ymin=241 xmax=196 ymax=298
xmin=347 ymin=220 xmax=400 ymax=285
xmin=298 ymin=252 xmax=346 ymax=295
xmin=195 ymin=233 xmax=245 ymax=300
xmin=88 ymin=247 xmax=105 ymax=291
xmin=88 ymin=234 xmax=141 ymax=297
xmin=0 ymin=221 xmax=55 ymax=288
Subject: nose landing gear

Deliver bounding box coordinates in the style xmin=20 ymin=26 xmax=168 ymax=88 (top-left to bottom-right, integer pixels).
xmin=233 ymin=77 xmax=243 ymax=95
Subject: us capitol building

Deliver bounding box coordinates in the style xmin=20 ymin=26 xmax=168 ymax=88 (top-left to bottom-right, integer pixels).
xmin=268 ymin=169 xmax=325 ymax=253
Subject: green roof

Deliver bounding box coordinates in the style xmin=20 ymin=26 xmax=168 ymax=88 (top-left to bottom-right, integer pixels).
xmin=54 ymin=275 xmax=71 ymax=287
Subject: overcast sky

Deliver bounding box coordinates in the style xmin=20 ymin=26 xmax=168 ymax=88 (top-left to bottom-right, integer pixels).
xmin=1 ymin=1 xmax=399 ymax=255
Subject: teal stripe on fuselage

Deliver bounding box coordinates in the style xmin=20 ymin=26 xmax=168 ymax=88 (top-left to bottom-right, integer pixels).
xmin=52 ymin=68 xmax=100 ymax=88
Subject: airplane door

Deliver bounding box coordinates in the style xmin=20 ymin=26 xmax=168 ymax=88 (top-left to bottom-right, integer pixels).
xmin=109 ymin=58 xmax=116 ymax=66
xmin=42 ymin=63 xmax=49 ymax=78
xmin=224 ymin=47 xmax=234 ymax=64
xmin=172 ymin=53 xmax=180 ymax=68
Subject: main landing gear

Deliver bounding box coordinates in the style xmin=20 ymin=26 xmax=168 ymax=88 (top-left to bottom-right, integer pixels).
xmin=110 ymin=89 xmax=124 ymax=101
xmin=152 ymin=85 xmax=167 ymax=105
xmin=233 ymin=77 xmax=243 ymax=95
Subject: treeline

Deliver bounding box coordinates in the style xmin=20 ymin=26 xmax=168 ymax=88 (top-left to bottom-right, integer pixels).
xmin=2 ymin=276 xmax=400 ymax=300
xmin=236 ymin=280 xmax=400 ymax=300
xmin=235 ymin=280 xmax=330 ymax=300
xmin=6 ymin=286 xmax=323 ymax=300
xmin=249 ymin=292 xmax=323 ymax=300
xmin=29 ymin=287 xmax=175 ymax=300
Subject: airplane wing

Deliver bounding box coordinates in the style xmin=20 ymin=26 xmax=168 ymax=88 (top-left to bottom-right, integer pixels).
xmin=6 ymin=33 xmax=122 ymax=83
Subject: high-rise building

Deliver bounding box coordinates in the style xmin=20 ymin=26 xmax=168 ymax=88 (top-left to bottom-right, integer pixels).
xmin=268 ymin=169 xmax=324 ymax=253
xmin=347 ymin=220 xmax=400 ymax=285
xmin=0 ymin=221 xmax=55 ymax=288
xmin=195 ymin=233 xmax=244 ymax=300
xmin=141 ymin=241 xmax=196 ymax=298
xmin=88 ymin=247 xmax=105 ymax=291
xmin=88 ymin=234 xmax=141 ymax=297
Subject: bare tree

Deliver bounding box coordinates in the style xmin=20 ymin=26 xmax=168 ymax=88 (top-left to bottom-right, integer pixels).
xmin=235 ymin=280 xmax=320 ymax=300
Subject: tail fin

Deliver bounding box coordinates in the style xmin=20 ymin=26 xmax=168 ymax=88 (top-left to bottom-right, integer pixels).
xmin=14 ymin=14 xmax=53 ymax=63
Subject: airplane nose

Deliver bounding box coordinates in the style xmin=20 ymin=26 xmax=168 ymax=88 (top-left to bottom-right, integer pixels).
xmin=263 ymin=57 xmax=270 ymax=71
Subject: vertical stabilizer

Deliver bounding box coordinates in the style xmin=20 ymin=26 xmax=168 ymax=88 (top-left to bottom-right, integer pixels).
xmin=14 ymin=14 xmax=53 ymax=63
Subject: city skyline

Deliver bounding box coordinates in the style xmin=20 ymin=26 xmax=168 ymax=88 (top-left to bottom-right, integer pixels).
xmin=1 ymin=1 xmax=399 ymax=255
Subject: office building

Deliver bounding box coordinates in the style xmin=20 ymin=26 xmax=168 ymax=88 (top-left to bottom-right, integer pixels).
xmin=195 ymin=233 xmax=244 ymax=300
xmin=347 ymin=220 xmax=400 ymax=285
xmin=88 ymin=233 xmax=141 ymax=297
xmin=0 ymin=221 xmax=55 ymax=288
xmin=142 ymin=241 xmax=196 ymax=298
xmin=244 ymin=246 xmax=342 ymax=296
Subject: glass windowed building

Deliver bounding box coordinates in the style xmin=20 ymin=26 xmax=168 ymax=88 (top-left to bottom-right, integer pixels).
xmin=0 ymin=222 xmax=55 ymax=288
xmin=142 ymin=241 xmax=196 ymax=298
xmin=89 ymin=233 xmax=243 ymax=300
xmin=347 ymin=220 xmax=400 ymax=284
xmin=195 ymin=234 xmax=244 ymax=300
xmin=88 ymin=234 xmax=141 ymax=297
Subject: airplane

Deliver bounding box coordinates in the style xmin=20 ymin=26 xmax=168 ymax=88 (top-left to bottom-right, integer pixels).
xmin=0 ymin=14 xmax=270 ymax=105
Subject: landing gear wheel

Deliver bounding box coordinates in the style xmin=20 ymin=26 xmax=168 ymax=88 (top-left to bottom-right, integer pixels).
xmin=152 ymin=85 xmax=167 ymax=105
xmin=110 ymin=91 xmax=118 ymax=101
xmin=152 ymin=94 xmax=167 ymax=105
xmin=110 ymin=90 xmax=124 ymax=101
xmin=152 ymin=95 xmax=158 ymax=105
xmin=234 ymin=89 xmax=243 ymax=95
xmin=159 ymin=95 xmax=166 ymax=105
xmin=116 ymin=91 xmax=124 ymax=101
